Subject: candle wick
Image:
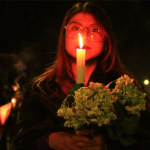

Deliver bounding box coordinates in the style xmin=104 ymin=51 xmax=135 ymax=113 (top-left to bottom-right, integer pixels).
xmin=78 ymin=33 xmax=83 ymax=49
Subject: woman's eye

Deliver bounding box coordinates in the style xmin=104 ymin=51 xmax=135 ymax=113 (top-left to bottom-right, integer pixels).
xmin=91 ymin=28 xmax=100 ymax=32
xmin=72 ymin=26 xmax=80 ymax=30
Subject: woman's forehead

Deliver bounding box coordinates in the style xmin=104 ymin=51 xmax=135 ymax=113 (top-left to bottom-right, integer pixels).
xmin=68 ymin=12 xmax=98 ymax=26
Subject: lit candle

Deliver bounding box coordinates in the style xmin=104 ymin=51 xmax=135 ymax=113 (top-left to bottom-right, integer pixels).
xmin=11 ymin=98 xmax=17 ymax=108
xmin=76 ymin=33 xmax=85 ymax=84
xmin=12 ymin=85 xmax=18 ymax=91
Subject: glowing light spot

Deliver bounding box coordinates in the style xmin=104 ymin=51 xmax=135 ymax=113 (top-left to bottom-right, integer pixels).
xmin=11 ymin=98 xmax=17 ymax=103
xmin=12 ymin=85 xmax=18 ymax=91
xmin=144 ymin=79 xmax=149 ymax=85
xmin=11 ymin=98 xmax=17 ymax=108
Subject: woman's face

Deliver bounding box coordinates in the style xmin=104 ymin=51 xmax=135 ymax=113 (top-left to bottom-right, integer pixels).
xmin=65 ymin=12 xmax=105 ymax=60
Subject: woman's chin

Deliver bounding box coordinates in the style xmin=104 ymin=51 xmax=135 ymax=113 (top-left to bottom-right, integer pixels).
xmin=85 ymin=57 xmax=99 ymax=64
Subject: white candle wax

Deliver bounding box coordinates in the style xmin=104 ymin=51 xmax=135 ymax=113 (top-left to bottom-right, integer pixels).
xmin=77 ymin=48 xmax=85 ymax=84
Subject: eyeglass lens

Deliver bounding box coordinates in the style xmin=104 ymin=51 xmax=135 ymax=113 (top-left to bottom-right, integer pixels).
xmin=66 ymin=23 xmax=104 ymax=42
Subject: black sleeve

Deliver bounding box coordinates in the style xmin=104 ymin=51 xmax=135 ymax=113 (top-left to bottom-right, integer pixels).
xmin=11 ymin=85 xmax=70 ymax=150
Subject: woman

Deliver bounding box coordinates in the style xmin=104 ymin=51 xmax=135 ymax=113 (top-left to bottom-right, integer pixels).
xmin=11 ymin=2 xmax=150 ymax=150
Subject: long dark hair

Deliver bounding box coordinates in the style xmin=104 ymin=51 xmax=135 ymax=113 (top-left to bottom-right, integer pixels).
xmin=32 ymin=2 xmax=140 ymax=97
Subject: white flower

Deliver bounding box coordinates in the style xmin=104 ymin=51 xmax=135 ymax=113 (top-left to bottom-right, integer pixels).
xmin=57 ymin=74 xmax=146 ymax=130
xmin=57 ymin=109 xmax=64 ymax=116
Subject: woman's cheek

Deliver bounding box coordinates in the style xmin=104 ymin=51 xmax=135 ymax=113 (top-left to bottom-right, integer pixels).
xmin=65 ymin=38 xmax=78 ymax=58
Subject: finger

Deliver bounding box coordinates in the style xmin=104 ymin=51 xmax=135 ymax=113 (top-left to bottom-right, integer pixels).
xmin=93 ymin=134 xmax=102 ymax=140
xmin=92 ymin=134 xmax=103 ymax=145
xmin=71 ymin=135 xmax=91 ymax=143
xmin=76 ymin=129 xmax=90 ymax=135
xmin=59 ymin=148 xmax=71 ymax=150
xmin=66 ymin=142 xmax=83 ymax=150
xmin=82 ymin=145 xmax=102 ymax=150
xmin=75 ymin=141 xmax=93 ymax=147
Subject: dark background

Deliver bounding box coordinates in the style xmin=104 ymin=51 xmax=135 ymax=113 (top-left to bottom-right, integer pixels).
xmin=0 ymin=0 xmax=150 ymax=86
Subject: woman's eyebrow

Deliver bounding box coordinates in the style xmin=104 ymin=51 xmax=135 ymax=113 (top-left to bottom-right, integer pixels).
xmin=68 ymin=21 xmax=99 ymax=26
xmin=68 ymin=21 xmax=82 ymax=25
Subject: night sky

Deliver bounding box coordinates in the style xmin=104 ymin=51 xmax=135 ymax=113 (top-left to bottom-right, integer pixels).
xmin=0 ymin=1 xmax=150 ymax=86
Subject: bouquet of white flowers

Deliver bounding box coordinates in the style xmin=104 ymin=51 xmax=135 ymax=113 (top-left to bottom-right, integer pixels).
xmin=57 ymin=74 xmax=146 ymax=147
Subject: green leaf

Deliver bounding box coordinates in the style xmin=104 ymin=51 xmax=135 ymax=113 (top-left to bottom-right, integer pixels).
xmin=101 ymin=136 xmax=108 ymax=150
xmin=108 ymin=127 xmax=119 ymax=140
xmin=69 ymin=83 xmax=84 ymax=95
xmin=113 ymin=102 xmax=126 ymax=121
xmin=120 ymin=116 xmax=140 ymax=135
xmin=76 ymin=124 xmax=89 ymax=131
xmin=120 ymin=137 xmax=137 ymax=146
xmin=67 ymin=95 xmax=75 ymax=104
xmin=114 ymin=126 xmax=122 ymax=138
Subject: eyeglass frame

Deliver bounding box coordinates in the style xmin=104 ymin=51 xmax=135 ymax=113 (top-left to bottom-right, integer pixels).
xmin=64 ymin=23 xmax=104 ymax=41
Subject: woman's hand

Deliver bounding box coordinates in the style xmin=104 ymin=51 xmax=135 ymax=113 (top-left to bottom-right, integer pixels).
xmin=75 ymin=130 xmax=104 ymax=150
xmin=48 ymin=131 xmax=92 ymax=150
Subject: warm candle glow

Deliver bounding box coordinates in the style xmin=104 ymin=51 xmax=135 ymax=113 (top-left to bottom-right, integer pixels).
xmin=11 ymin=98 xmax=16 ymax=103
xmin=78 ymin=33 xmax=83 ymax=48
xmin=0 ymin=102 xmax=12 ymax=125
xmin=11 ymin=98 xmax=17 ymax=108
xmin=12 ymin=85 xmax=18 ymax=91
xmin=77 ymin=33 xmax=85 ymax=84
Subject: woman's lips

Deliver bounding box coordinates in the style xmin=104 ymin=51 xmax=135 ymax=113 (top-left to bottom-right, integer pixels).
xmin=76 ymin=45 xmax=91 ymax=49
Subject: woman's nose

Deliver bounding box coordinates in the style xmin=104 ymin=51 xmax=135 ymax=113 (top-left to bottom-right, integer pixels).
xmin=81 ymin=28 xmax=90 ymax=41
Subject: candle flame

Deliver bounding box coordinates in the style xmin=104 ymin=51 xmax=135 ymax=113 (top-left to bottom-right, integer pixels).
xmin=78 ymin=33 xmax=83 ymax=49
xmin=12 ymin=85 xmax=18 ymax=91
xmin=11 ymin=98 xmax=17 ymax=103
